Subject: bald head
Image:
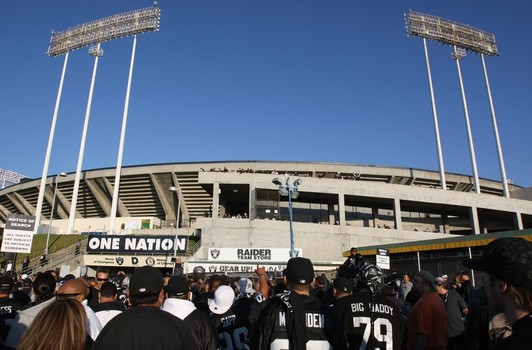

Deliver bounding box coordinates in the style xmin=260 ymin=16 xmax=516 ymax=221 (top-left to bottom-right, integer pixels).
xmin=57 ymin=279 xmax=89 ymax=302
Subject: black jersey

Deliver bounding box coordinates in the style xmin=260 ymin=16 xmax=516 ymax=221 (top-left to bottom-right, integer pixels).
xmin=331 ymin=290 xmax=406 ymax=350
xmin=252 ymin=291 xmax=346 ymax=350
xmin=210 ymin=297 xmax=257 ymax=350
xmin=91 ymin=306 xmax=198 ymax=350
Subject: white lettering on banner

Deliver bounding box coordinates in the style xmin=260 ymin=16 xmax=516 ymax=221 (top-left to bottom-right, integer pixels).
xmin=175 ymin=238 xmax=186 ymax=251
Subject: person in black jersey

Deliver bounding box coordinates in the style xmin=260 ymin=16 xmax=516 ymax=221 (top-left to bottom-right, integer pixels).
xmin=209 ymin=285 xmax=255 ymax=350
xmin=91 ymin=266 xmax=198 ymax=350
xmin=332 ymin=264 xmax=406 ymax=350
xmin=251 ymin=257 xmax=346 ymax=349
xmin=162 ymin=276 xmax=218 ymax=350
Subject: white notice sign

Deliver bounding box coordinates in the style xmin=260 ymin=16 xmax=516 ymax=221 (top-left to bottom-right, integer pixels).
xmin=376 ymin=248 xmax=390 ymax=270
xmin=1 ymin=214 xmax=36 ymax=253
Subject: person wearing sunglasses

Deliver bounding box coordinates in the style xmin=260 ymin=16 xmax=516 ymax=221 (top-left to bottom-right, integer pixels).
xmin=88 ymin=267 xmax=110 ymax=309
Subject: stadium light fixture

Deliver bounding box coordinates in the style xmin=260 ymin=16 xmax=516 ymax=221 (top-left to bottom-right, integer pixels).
xmin=272 ymin=177 xmax=302 ymax=258
xmin=405 ymin=10 xmax=498 ymax=56
xmin=406 ymin=10 xmax=509 ymax=197
xmin=46 ymin=6 xmax=161 ymax=57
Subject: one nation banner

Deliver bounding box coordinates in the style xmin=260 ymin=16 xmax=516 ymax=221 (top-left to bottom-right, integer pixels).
xmin=86 ymin=234 xmax=188 ymax=254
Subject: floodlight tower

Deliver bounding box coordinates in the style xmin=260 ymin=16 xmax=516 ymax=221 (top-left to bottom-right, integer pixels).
xmin=452 ymin=46 xmax=480 ymax=194
xmin=405 ymin=10 xmax=509 ymax=197
xmin=32 ymin=6 xmax=161 ymax=235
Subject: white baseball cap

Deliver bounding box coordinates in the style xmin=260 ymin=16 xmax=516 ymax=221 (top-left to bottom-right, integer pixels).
xmin=209 ymin=285 xmax=235 ymax=315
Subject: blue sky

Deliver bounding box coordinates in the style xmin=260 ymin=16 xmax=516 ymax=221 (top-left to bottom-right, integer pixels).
xmin=1 ymin=1 xmax=531 ymax=187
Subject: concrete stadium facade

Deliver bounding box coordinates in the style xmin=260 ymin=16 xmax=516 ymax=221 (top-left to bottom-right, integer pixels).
xmin=1 ymin=161 xmax=531 ymax=270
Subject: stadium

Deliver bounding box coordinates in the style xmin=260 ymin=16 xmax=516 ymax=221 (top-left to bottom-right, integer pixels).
xmin=1 ymin=7 xmax=531 ymax=277
xmin=1 ymin=160 xmax=531 ymax=274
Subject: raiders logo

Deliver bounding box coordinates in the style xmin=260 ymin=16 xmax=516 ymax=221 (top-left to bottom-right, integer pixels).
xmin=209 ymin=266 xmax=217 ymax=272
xmin=145 ymin=257 xmax=155 ymax=266
xmin=115 ymin=257 xmax=124 ymax=266
xmin=210 ymin=249 xmax=220 ymax=259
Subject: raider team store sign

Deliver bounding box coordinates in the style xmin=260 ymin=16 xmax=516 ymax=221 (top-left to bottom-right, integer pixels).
xmin=208 ymin=248 xmax=302 ymax=262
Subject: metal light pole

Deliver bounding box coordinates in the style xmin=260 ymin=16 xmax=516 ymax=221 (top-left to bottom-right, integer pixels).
xmin=46 ymin=6 xmax=161 ymax=234
xmin=169 ymin=186 xmax=181 ymax=275
xmin=45 ymin=172 xmax=67 ymax=254
xmin=452 ymin=46 xmax=480 ymax=193
xmin=272 ymin=177 xmax=302 ymax=258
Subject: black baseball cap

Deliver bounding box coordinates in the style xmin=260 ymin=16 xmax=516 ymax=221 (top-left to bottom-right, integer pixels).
xmin=463 ymin=237 xmax=532 ymax=289
xmin=286 ymin=257 xmax=314 ymax=284
xmin=0 ymin=277 xmax=14 ymax=292
xmin=129 ymin=266 xmax=163 ymax=295
xmin=166 ymin=276 xmax=190 ymax=297
xmin=100 ymin=281 xmax=117 ymax=297
xmin=333 ymin=277 xmax=353 ymax=293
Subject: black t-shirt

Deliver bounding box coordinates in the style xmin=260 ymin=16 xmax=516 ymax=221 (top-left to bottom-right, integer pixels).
xmin=0 ymin=297 xmax=24 ymax=321
xmin=184 ymin=309 xmax=219 ymax=350
xmin=194 ymin=291 xmax=214 ymax=315
xmin=490 ymin=314 xmax=532 ymax=350
xmin=210 ymin=298 xmax=257 ymax=350
xmin=251 ymin=291 xmax=346 ymax=350
xmin=331 ymin=290 xmax=406 ymax=350
xmin=91 ymin=306 xmax=199 ymax=350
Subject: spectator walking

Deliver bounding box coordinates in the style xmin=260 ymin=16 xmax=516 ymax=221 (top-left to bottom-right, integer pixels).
xmin=251 ymin=257 xmax=346 ymax=349
xmin=406 ymin=271 xmax=446 ymax=350
xmin=91 ymin=281 xmax=126 ymax=328
xmin=434 ymin=277 xmax=468 ymax=350
xmin=5 ymin=272 xmax=57 ymax=349
xmin=463 ymin=237 xmax=532 ymax=349
xmin=91 ymin=266 xmax=198 ymax=350
xmin=55 ymin=279 xmax=102 ymax=341
xmin=332 ymin=265 xmax=406 ymax=349
xmin=398 ymin=272 xmax=413 ymax=302
xmin=88 ymin=267 xmax=110 ymax=309
xmin=162 ymin=276 xmax=218 ymax=350
xmin=0 ymin=276 xmax=25 ymax=341
xmin=21 ymin=257 xmax=30 ymax=274
xmin=17 ymin=298 xmax=91 ymax=350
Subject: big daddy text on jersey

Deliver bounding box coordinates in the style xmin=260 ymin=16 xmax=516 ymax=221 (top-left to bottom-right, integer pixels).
xmin=332 ymin=290 xmax=406 ymax=350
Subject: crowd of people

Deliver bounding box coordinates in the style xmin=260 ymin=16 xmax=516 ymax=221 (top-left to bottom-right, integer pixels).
xmin=0 ymin=237 xmax=529 ymax=349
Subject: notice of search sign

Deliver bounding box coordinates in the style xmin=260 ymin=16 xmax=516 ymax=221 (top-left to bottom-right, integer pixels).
xmin=376 ymin=247 xmax=390 ymax=271
xmin=1 ymin=214 xmax=36 ymax=253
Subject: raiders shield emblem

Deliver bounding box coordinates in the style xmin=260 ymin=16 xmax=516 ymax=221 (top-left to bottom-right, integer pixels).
xmin=145 ymin=257 xmax=155 ymax=266
xmin=210 ymin=249 xmax=220 ymax=259
xmin=209 ymin=266 xmax=217 ymax=272
xmin=115 ymin=257 xmax=124 ymax=265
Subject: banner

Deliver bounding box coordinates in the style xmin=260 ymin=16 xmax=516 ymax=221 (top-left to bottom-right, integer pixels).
xmin=186 ymin=261 xmax=287 ymax=274
xmin=86 ymin=234 xmax=188 ymax=254
xmin=84 ymin=254 xmax=174 ymax=268
xmin=1 ymin=214 xmax=36 ymax=253
xmin=207 ymin=248 xmax=303 ymax=262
